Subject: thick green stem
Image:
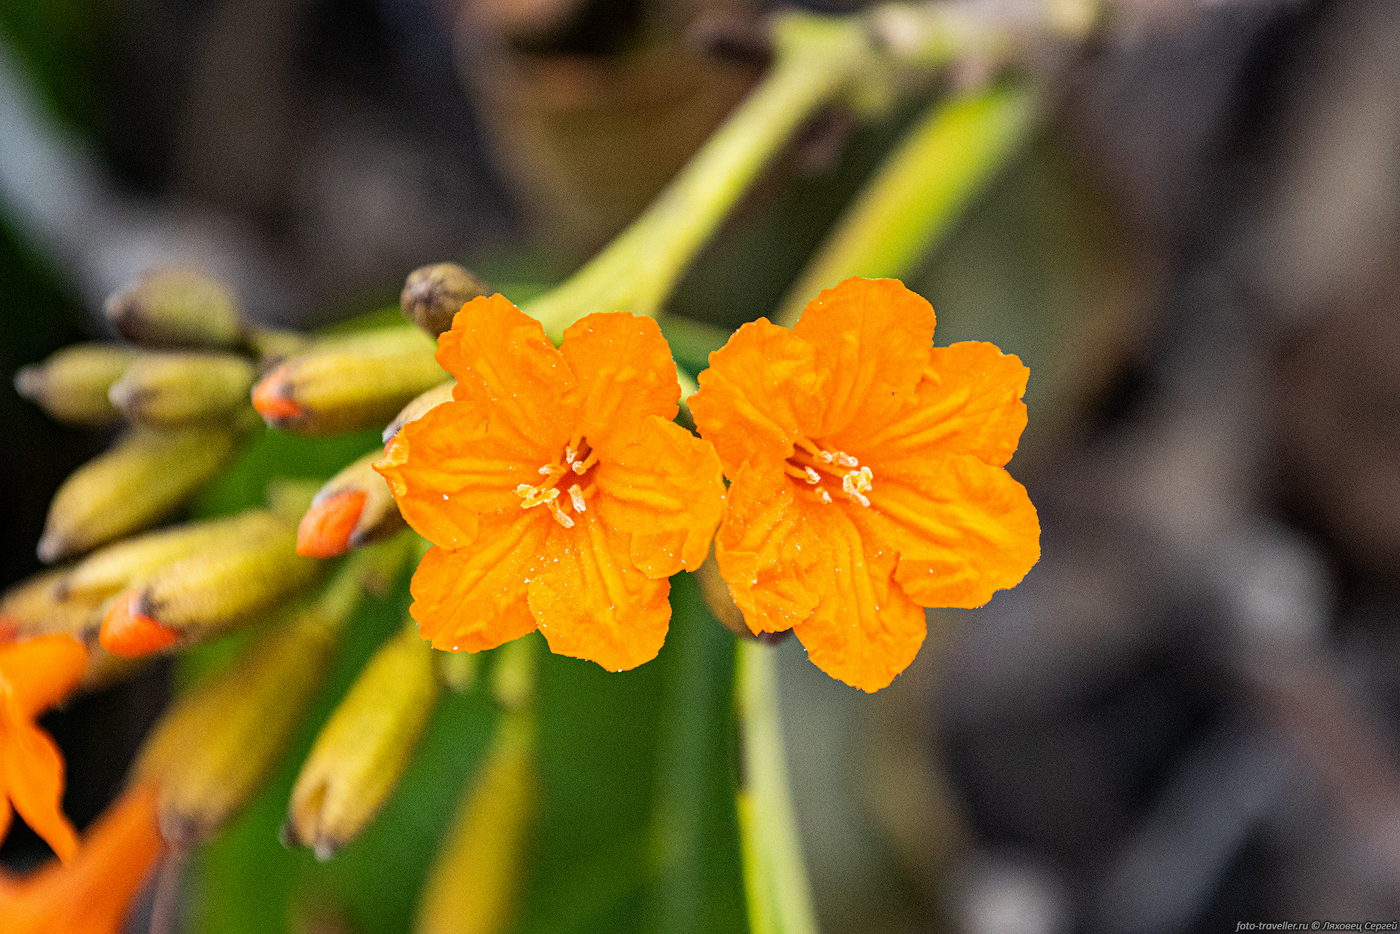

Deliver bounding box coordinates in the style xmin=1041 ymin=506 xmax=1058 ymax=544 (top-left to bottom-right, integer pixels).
xmin=736 ymin=639 xmax=818 ymax=934
xmin=525 ymin=15 xmax=872 ymax=337
xmin=776 ymin=82 xmax=1038 ymax=326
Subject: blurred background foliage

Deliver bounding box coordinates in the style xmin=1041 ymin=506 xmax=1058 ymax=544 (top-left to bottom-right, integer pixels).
xmin=4 ymin=0 xmax=1400 ymax=932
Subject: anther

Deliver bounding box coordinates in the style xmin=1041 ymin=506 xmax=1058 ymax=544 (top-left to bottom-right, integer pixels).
xmin=568 ymin=484 xmax=587 ymax=513
xmin=804 ymin=466 xmax=821 ymax=484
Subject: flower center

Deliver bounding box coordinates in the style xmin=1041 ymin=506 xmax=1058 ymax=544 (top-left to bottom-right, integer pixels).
xmin=515 ymin=437 xmax=597 ymax=529
xmin=784 ymin=438 xmax=873 ymax=507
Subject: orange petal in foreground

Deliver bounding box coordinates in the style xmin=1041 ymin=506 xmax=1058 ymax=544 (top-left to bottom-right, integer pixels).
xmin=0 ymin=635 xmax=88 ymax=861
xmin=692 ymin=277 xmax=1040 ymax=692
xmin=377 ymin=297 xmax=725 ymax=672
xmin=0 ymin=782 xmax=164 ymax=934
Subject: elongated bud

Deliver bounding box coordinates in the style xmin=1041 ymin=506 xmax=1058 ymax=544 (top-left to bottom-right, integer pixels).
xmin=136 ymin=552 xmax=381 ymax=843
xmin=97 ymin=512 xmax=320 ymax=656
xmin=56 ymin=510 xmax=289 ymax=603
xmin=415 ymin=713 xmax=535 ymax=934
xmin=38 ymin=427 xmax=243 ymax=562
xmin=298 ymin=452 xmax=405 ymax=558
xmin=383 ymin=380 xmax=454 ymax=444
xmin=244 ymin=326 xmax=309 ymax=366
xmin=286 ymin=625 xmax=442 ymax=858
xmin=15 ymin=344 xmax=139 ymax=425
xmin=252 ymin=328 xmax=444 ymax=436
xmin=108 ymin=352 xmax=255 ymax=427
xmin=696 ymin=554 xmax=747 ymax=637
xmin=437 ymin=651 xmax=480 ymax=693
xmin=103 ymin=268 xmax=243 ymax=348
xmin=0 ymin=568 xmax=108 ymax=640
xmin=401 ymin=263 xmax=490 ymax=337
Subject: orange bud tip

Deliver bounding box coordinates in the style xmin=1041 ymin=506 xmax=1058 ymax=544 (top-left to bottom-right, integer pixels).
xmin=100 ymin=592 xmax=178 ymax=657
xmin=251 ymin=368 xmax=304 ymax=424
xmin=297 ymin=489 xmax=368 ymax=558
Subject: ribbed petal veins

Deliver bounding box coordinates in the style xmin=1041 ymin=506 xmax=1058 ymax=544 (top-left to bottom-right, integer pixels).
xmin=436 ymin=295 xmax=577 ymax=444
xmin=695 ymin=277 xmax=1039 ymax=690
xmin=791 ymin=277 xmax=935 ymax=437
xmin=788 ymin=508 xmax=927 ymax=694
xmin=714 ymin=462 xmax=825 ymax=635
xmin=689 ymin=319 xmax=825 ymax=477
xmin=842 ymin=341 xmax=1029 ymax=471
xmin=528 ymin=517 xmax=671 ymax=672
xmin=561 ymin=313 xmax=679 ymax=444
xmin=409 ymin=515 xmax=551 ymax=653
xmin=386 ymin=297 xmax=727 ymax=669
xmin=593 ymin=416 xmax=725 ymax=578
xmin=866 ymin=457 xmax=1041 ymax=609
xmin=377 ymin=399 xmax=567 ymax=549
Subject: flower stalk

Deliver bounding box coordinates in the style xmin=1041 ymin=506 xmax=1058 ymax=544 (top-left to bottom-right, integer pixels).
xmin=777 ymin=82 xmax=1038 ymax=325
xmin=735 ymin=638 xmax=817 ymax=934
xmin=523 ymin=13 xmax=874 ymax=334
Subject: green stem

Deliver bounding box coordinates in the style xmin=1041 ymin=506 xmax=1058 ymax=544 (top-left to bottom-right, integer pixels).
xmin=525 ymin=14 xmax=873 ymax=337
xmin=776 ymin=81 xmax=1038 ymax=327
xmin=736 ymin=638 xmax=818 ymax=934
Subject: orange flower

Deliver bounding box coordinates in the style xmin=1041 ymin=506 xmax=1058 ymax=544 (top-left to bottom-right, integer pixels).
xmin=0 ymin=782 xmax=163 ymax=934
xmin=0 ymin=635 xmax=88 ymax=861
xmin=690 ymin=277 xmax=1040 ymax=692
xmin=375 ymin=295 xmax=725 ymax=671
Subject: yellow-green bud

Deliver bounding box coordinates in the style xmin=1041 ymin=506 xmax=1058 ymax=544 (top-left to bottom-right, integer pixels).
xmin=103 ymin=268 xmax=244 ymax=348
xmin=38 ymin=427 xmax=244 ymax=562
xmin=296 ymin=451 xmax=405 ymax=558
xmin=415 ymin=712 xmax=536 ymax=934
xmin=15 ymin=344 xmax=139 ymax=425
xmin=108 ymin=351 xmax=255 ymax=427
xmin=136 ymin=553 xmax=377 ymax=843
xmin=286 ymin=625 xmax=442 ymax=859
xmin=383 ymin=380 xmax=454 ymax=443
xmin=401 ymin=263 xmax=489 ymax=337
xmin=252 ymin=328 xmax=445 ymax=436
xmin=98 ymin=511 xmax=321 ymax=650
xmin=56 ymin=509 xmax=291 ymax=603
xmin=0 ymin=567 xmax=107 ymax=640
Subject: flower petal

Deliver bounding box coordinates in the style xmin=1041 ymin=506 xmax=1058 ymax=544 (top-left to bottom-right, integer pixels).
xmin=409 ymin=515 xmax=550 ymax=653
xmin=592 ymin=416 xmax=725 ymax=578
xmin=0 ymin=636 xmax=87 ymax=719
xmin=527 ymin=517 xmax=670 ymax=671
xmin=789 ymin=509 xmax=928 ymax=693
xmin=841 ymin=341 xmax=1028 ymax=469
xmin=690 ymin=319 xmax=825 ymax=477
xmin=561 ymin=313 xmax=679 ymax=445
xmin=376 ymin=400 xmax=566 ymax=550
xmin=0 ymin=782 xmax=162 ymax=934
xmin=2 ymin=695 xmax=77 ymax=862
xmin=791 ymin=277 xmax=934 ymax=437
xmin=436 ymin=294 xmax=577 ymax=444
xmin=862 ymin=456 xmax=1040 ymax=609
xmin=713 ymin=461 xmax=825 ymax=635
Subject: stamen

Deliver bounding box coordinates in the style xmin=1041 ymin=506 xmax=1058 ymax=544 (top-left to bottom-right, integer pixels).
xmin=545 ymin=500 xmax=575 ymax=529
xmin=516 ymin=484 xmax=561 ymax=510
xmin=572 ymin=450 xmax=599 ymax=475
xmin=818 ymin=489 xmax=832 ymax=503
xmin=841 ymin=466 xmax=874 ymax=508
xmin=538 ymin=465 xmax=554 ymax=476
xmin=568 ymin=484 xmax=587 ymax=512
xmin=784 ymin=463 xmax=813 ymax=482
